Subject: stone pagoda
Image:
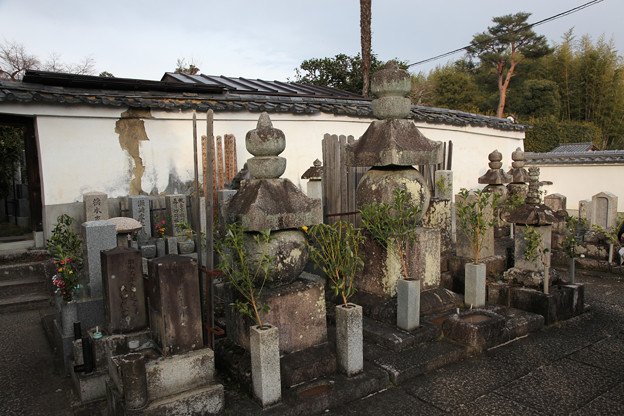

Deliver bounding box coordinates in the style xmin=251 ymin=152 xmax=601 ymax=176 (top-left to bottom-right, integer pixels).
xmin=222 ymin=112 xmax=334 ymax=387
xmin=345 ymin=61 xmax=446 ymax=318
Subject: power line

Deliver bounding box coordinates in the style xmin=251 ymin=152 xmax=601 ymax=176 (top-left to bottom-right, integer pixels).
xmin=407 ymin=0 xmax=604 ymax=68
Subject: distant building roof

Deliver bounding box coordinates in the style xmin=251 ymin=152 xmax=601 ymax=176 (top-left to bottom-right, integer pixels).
xmin=0 ymin=70 xmax=527 ymax=131
xmin=550 ymin=142 xmax=600 ymax=153
xmin=525 ymin=149 xmax=624 ymax=165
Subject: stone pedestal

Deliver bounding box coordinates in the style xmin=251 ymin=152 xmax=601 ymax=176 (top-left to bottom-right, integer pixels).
xmin=514 ymin=224 xmax=552 ymax=273
xmin=356 ymin=226 xmax=441 ymax=300
xmin=227 ymin=273 xmax=327 ymax=354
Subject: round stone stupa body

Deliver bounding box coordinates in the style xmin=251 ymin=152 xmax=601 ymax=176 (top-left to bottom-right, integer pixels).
xmin=225 ymin=112 xmax=322 ymax=285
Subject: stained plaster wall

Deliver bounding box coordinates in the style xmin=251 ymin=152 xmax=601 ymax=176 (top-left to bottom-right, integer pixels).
xmin=1 ymin=102 xmax=524 ymax=239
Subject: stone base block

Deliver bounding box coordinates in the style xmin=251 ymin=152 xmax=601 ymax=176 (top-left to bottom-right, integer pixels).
xmin=442 ymin=310 xmax=506 ymax=351
xmin=214 ymin=338 xmax=336 ymax=393
xmin=363 ymin=317 xmax=441 ymax=352
xmin=83 ymin=328 xmax=152 ymax=370
xmin=226 ymin=272 xmax=327 ymax=354
xmin=53 ymin=319 xmax=75 ymax=375
xmin=110 ymin=347 xmax=217 ymax=402
xmin=350 ymin=287 xmax=462 ymax=325
xmin=280 ymin=343 xmax=336 ymax=388
xmin=487 ymin=283 xmax=585 ymax=325
xmin=106 ymin=379 xmax=224 ymax=416
xmin=71 ymin=366 xmax=108 ymax=403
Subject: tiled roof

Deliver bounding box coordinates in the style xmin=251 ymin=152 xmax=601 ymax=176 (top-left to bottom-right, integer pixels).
xmin=0 ymin=70 xmax=527 ymax=131
xmin=550 ymin=142 xmax=599 ymax=153
xmin=525 ymin=150 xmax=624 ymax=165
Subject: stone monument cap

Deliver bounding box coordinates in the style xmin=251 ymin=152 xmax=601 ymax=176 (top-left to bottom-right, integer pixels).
xmin=106 ymin=217 xmax=143 ymax=233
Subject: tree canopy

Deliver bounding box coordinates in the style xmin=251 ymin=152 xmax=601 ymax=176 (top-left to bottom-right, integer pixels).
xmin=466 ymin=12 xmax=551 ymax=118
xmin=293 ymin=53 xmax=408 ymax=95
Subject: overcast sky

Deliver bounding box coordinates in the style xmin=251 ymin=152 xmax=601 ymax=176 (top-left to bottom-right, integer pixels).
xmin=0 ymin=0 xmax=619 ymax=82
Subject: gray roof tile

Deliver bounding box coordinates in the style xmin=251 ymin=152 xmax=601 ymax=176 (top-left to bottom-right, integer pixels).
xmin=0 ymin=72 xmax=528 ymax=132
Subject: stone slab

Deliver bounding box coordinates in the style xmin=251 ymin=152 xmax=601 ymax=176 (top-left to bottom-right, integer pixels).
xmin=109 ymin=347 xmax=216 ymax=402
xmin=372 ymin=339 xmax=467 ymax=384
xmin=280 ymin=343 xmax=336 ymax=388
xmin=363 ymin=317 xmax=440 ymax=352
xmin=223 ymin=362 xmax=389 ymax=416
xmin=106 ymin=379 xmax=224 ymax=416
xmin=441 ymin=309 xmax=506 ymax=351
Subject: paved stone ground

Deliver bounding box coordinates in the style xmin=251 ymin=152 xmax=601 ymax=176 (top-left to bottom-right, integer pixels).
xmin=1 ymin=270 xmax=623 ymax=415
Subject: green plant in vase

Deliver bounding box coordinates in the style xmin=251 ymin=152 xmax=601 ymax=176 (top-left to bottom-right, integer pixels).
xmin=216 ymin=222 xmax=273 ymax=329
xmin=303 ymin=221 xmax=365 ymax=306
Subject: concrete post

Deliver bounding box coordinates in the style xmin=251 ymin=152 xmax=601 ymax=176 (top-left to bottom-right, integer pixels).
xmin=465 ymin=262 xmax=486 ymax=307
xmin=397 ymin=279 xmax=420 ymax=331
xmin=120 ymin=352 xmax=148 ymax=410
xmin=250 ymin=324 xmax=281 ymax=407
xmin=335 ymin=303 xmax=363 ymax=376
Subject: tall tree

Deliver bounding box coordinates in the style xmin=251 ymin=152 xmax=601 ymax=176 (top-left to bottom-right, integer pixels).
xmin=360 ymin=0 xmax=372 ymax=96
xmin=467 ymin=12 xmax=551 ymax=118
xmin=0 ymin=40 xmax=96 ymax=80
xmin=0 ymin=41 xmax=39 ymax=80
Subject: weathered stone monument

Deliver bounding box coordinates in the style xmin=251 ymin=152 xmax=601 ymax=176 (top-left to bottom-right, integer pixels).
xmin=345 ymin=61 xmax=444 ymax=310
xmin=221 ymin=112 xmax=332 ymax=393
xmin=489 ymin=167 xmax=585 ymax=324
xmin=105 ymin=253 xmax=224 ymax=415
xmin=84 ymin=191 xmax=109 ymax=222
xmin=506 ymin=147 xmax=530 ymax=201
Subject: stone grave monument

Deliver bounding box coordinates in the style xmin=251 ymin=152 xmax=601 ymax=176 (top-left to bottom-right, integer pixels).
xmin=105 ymin=253 xmax=224 ymax=415
xmin=489 ymin=167 xmax=585 ymax=324
xmin=220 ymin=112 xmax=337 ymax=392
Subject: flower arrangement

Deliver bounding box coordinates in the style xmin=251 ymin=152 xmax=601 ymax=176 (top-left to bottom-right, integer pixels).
xmin=47 ymin=214 xmax=84 ymax=302
xmin=52 ymin=257 xmax=79 ymax=302
xmin=154 ymin=220 xmax=166 ymax=240
xmin=304 ymin=221 xmax=365 ymax=307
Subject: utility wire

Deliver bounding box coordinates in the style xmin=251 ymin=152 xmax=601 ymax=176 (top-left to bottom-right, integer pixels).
xmin=407 ymin=0 xmax=604 ymax=68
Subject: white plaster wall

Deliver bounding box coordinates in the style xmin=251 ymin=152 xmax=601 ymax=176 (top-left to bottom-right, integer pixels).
xmin=530 ymin=164 xmax=624 ymax=212
xmin=2 ymin=102 xmax=524 ymax=210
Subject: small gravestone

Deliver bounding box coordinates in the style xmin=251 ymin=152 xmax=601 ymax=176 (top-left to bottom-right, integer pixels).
xmin=544 ymin=194 xmax=567 ymax=234
xmin=83 ymin=220 xmax=117 ymax=297
xmin=165 ymin=194 xmax=187 ymax=237
xmin=146 ymin=255 xmax=202 ymax=356
xmin=129 ymin=196 xmax=151 ymax=240
xmin=579 ymin=199 xmax=592 ymax=223
xmin=591 ymin=191 xmax=618 ymax=229
xmin=101 ymin=246 xmax=147 ymax=334
xmin=84 ymin=192 xmax=109 ymax=221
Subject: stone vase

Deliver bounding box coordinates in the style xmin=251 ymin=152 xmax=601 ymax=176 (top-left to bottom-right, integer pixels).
xmin=465 ymin=263 xmax=486 ymax=307
xmin=60 ymin=299 xmax=78 ymax=337
xmin=397 ymin=278 xmax=420 ymax=331
xmin=335 ymin=303 xmax=363 ymax=376
xmin=250 ymin=324 xmax=281 ymax=407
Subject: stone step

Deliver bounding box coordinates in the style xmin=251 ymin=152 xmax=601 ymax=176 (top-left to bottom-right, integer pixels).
xmin=0 ymin=293 xmax=51 ymax=313
xmin=0 ymin=276 xmax=48 ymax=299
xmin=0 ymin=259 xmax=54 ymax=282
